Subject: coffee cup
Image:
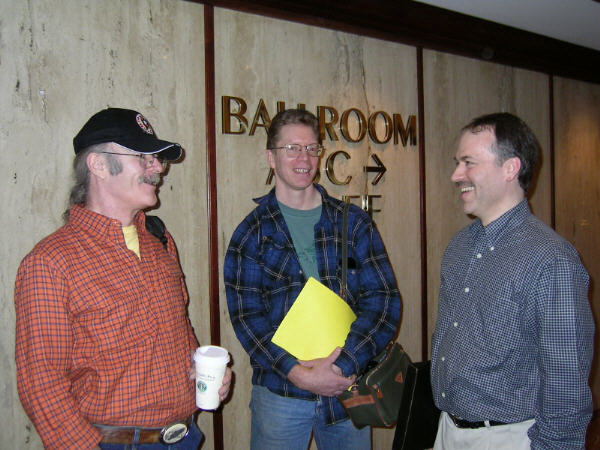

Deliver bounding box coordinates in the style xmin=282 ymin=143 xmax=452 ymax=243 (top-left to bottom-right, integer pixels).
xmin=193 ymin=345 xmax=230 ymax=410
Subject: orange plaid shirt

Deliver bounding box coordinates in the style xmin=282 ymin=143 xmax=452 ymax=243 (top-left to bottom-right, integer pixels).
xmin=15 ymin=205 xmax=198 ymax=449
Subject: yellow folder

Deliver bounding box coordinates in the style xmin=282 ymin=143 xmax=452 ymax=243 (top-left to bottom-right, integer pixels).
xmin=271 ymin=277 xmax=357 ymax=360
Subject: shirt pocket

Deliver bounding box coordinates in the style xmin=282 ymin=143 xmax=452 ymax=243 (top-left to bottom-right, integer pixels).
xmin=478 ymin=282 xmax=526 ymax=358
xmin=260 ymin=236 xmax=296 ymax=285
xmin=72 ymin=274 xmax=158 ymax=355
xmin=153 ymin=253 xmax=188 ymax=314
xmin=260 ymin=236 xmax=302 ymax=319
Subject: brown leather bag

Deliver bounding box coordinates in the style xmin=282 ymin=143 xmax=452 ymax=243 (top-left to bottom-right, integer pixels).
xmin=338 ymin=342 xmax=411 ymax=428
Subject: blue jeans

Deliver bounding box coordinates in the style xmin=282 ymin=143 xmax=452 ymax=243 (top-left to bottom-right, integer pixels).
xmin=99 ymin=421 xmax=204 ymax=450
xmin=250 ymin=385 xmax=371 ymax=450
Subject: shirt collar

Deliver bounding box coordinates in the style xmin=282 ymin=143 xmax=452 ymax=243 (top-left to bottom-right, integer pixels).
xmin=469 ymin=199 xmax=531 ymax=244
xmin=254 ymin=184 xmax=337 ymax=216
xmin=252 ymin=184 xmax=342 ymax=240
xmin=69 ymin=204 xmax=145 ymax=240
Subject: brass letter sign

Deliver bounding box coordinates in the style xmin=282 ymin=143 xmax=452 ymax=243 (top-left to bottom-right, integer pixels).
xmin=221 ymin=96 xmax=417 ymax=216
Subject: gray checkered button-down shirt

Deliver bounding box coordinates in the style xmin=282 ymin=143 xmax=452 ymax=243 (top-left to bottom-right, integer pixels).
xmin=431 ymin=200 xmax=594 ymax=449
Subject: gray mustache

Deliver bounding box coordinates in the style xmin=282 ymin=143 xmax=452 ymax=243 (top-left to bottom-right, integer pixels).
xmin=142 ymin=174 xmax=161 ymax=185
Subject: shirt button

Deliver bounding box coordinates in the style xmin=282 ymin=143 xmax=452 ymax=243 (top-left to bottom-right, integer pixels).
xmin=490 ymin=246 xmax=495 ymax=251
xmin=453 ymin=322 xmax=458 ymax=327
xmin=476 ymin=253 xmax=482 ymax=259
xmin=441 ymin=356 xmax=445 ymax=362
xmin=464 ymin=287 xmax=470 ymax=293
xmin=441 ymin=392 xmax=446 ymax=398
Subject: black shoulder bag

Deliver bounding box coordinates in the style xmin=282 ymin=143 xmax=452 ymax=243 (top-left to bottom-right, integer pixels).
xmin=145 ymin=215 xmax=168 ymax=249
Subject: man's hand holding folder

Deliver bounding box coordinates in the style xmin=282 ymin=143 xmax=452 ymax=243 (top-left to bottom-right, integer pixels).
xmin=287 ymin=347 xmax=356 ymax=397
xmin=271 ymin=277 xmax=358 ymax=397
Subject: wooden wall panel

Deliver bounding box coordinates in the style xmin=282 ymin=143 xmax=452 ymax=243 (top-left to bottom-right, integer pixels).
xmin=214 ymin=8 xmax=419 ymax=449
xmin=554 ymin=78 xmax=600 ymax=404
xmin=0 ymin=1 xmax=208 ymax=448
xmin=422 ymin=50 xmax=551 ymax=345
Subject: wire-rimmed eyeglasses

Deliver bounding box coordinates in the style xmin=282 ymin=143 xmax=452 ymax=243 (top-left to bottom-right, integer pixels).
xmin=100 ymin=152 xmax=169 ymax=169
xmin=268 ymin=143 xmax=324 ymax=157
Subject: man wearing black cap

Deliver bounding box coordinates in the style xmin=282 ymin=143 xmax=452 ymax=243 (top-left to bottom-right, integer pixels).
xmin=14 ymin=108 xmax=231 ymax=449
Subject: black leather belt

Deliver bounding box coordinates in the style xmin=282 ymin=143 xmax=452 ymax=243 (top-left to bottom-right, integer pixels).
xmin=449 ymin=413 xmax=507 ymax=429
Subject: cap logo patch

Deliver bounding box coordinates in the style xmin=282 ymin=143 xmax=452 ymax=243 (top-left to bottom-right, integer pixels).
xmin=136 ymin=113 xmax=155 ymax=135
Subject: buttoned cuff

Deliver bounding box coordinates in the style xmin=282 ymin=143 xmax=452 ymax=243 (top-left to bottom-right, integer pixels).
xmin=334 ymin=348 xmax=359 ymax=377
xmin=272 ymin=352 xmax=299 ymax=377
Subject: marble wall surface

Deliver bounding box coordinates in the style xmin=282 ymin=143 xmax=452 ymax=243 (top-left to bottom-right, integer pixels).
xmin=0 ymin=0 xmax=209 ymax=448
xmin=1 ymin=1 xmax=598 ymax=449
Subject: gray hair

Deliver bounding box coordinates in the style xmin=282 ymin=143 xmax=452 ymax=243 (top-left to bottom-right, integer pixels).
xmin=63 ymin=142 xmax=123 ymax=221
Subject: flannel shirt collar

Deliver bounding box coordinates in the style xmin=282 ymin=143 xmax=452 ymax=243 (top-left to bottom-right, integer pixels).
xmin=69 ymin=204 xmax=146 ymax=243
xmin=252 ymin=184 xmax=341 ymax=225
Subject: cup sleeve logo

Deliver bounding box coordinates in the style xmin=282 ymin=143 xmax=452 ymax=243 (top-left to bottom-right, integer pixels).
xmin=136 ymin=113 xmax=155 ymax=135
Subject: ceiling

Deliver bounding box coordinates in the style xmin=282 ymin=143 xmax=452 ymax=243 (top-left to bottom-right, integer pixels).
xmin=415 ymin=0 xmax=600 ymax=51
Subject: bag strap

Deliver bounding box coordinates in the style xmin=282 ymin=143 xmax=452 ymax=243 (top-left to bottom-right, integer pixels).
xmin=145 ymin=215 xmax=168 ymax=249
xmin=340 ymin=202 xmax=350 ymax=300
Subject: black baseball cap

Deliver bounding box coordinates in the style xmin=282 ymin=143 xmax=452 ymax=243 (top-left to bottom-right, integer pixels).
xmin=73 ymin=108 xmax=183 ymax=161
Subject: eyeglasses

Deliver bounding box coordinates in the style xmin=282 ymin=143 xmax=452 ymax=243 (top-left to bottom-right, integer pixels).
xmin=100 ymin=152 xmax=169 ymax=169
xmin=268 ymin=144 xmax=324 ymax=157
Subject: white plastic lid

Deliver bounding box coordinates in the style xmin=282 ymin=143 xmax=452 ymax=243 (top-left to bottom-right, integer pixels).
xmin=194 ymin=345 xmax=230 ymax=365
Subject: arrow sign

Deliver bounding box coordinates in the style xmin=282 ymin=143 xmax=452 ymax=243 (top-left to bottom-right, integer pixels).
xmin=363 ymin=154 xmax=387 ymax=185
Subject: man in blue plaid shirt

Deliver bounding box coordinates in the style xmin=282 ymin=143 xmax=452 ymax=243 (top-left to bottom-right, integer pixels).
xmin=431 ymin=112 xmax=594 ymax=449
xmin=224 ymin=109 xmax=401 ymax=450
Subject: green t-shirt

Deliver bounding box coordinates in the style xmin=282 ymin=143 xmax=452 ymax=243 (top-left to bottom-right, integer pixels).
xmin=278 ymin=201 xmax=322 ymax=281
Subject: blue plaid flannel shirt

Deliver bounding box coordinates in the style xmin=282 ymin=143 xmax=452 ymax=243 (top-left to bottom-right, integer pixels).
xmin=431 ymin=200 xmax=594 ymax=449
xmin=224 ymin=184 xmax=401 ymax=424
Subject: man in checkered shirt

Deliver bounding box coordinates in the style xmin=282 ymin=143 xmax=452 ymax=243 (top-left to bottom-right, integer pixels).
xmin=15 ymin=108 xmax=231 ymax=449
xmin=431 ymin=112 xmax=594 ymax=449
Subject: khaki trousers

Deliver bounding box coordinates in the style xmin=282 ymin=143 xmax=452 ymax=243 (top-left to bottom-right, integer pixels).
xmin=433 ymin=411 xmax=534 ymax=450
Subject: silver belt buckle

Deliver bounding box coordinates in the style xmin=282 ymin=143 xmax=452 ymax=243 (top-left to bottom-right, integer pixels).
xmin=160 ymin=420 xmax=190 ymax=445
